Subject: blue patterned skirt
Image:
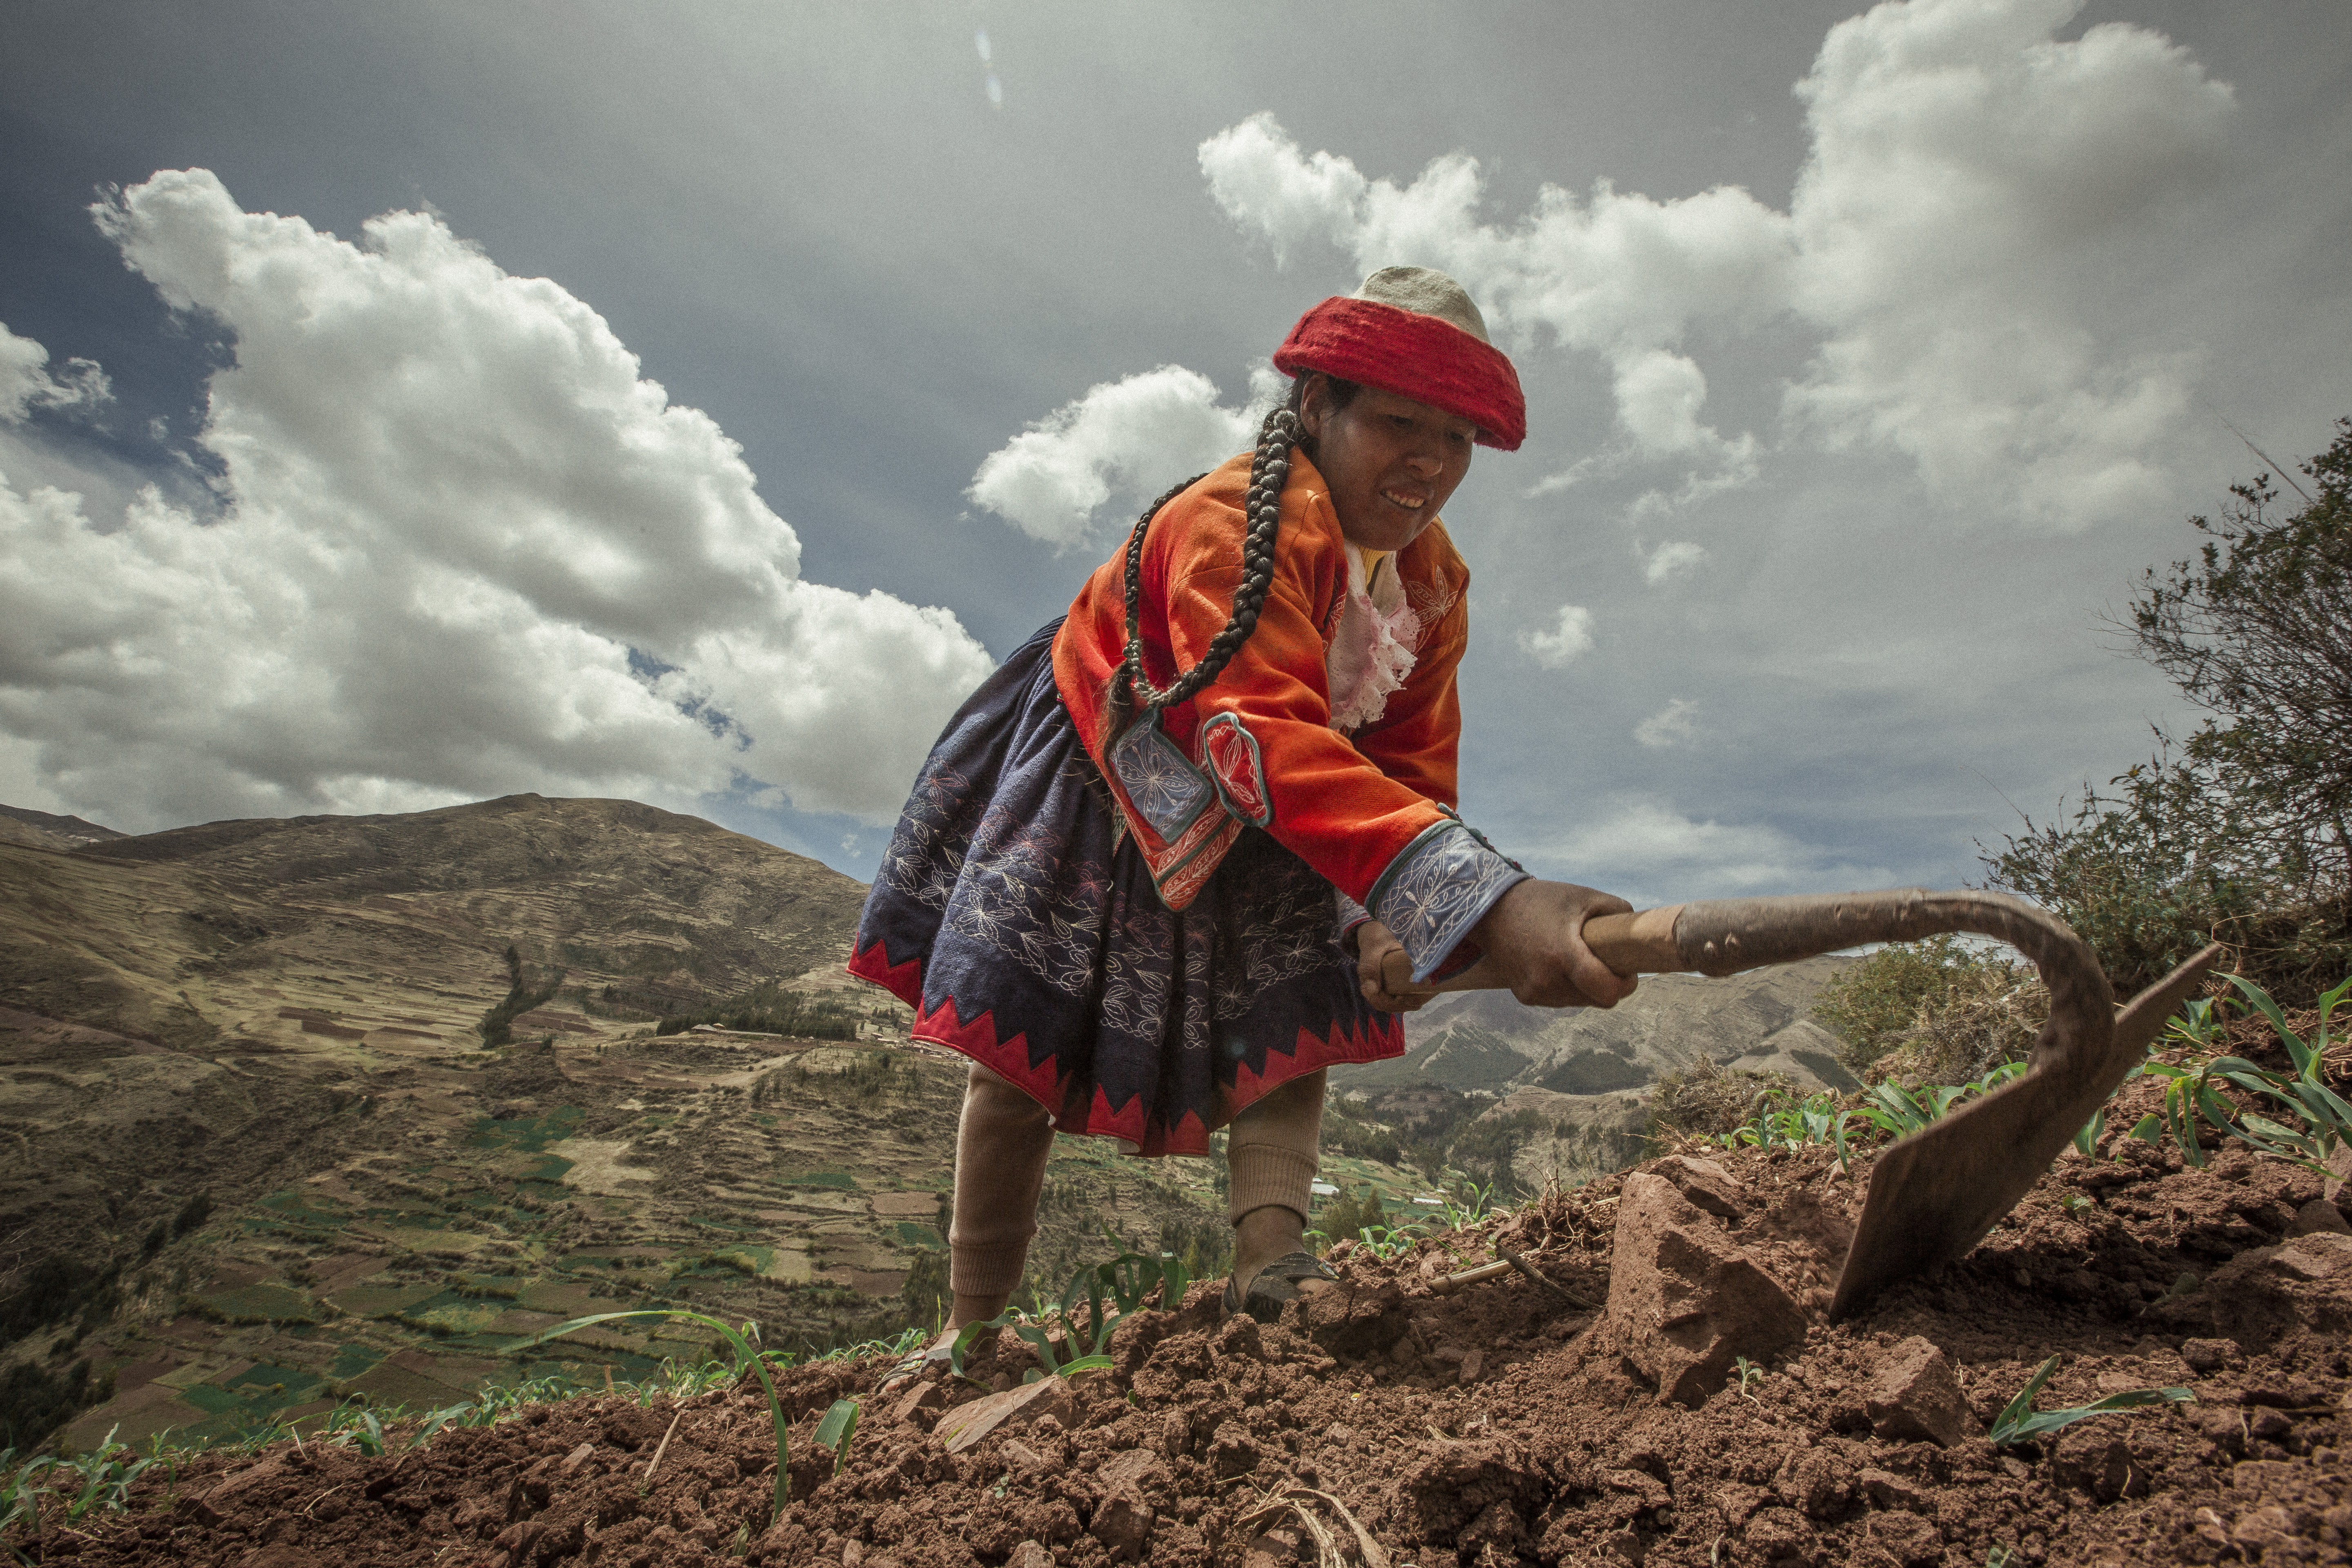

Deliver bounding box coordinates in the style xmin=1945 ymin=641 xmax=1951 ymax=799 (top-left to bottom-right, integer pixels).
xmin=847 ymin=620 xmax=1403 ymax=1155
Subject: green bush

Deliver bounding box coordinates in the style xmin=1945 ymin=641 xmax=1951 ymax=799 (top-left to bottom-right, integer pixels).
xmin=1983 ymin=752 xmax=2348 ymax=1007
xmin=1986 ymin=420 xmax=2351 ymax=1007
xmin=1313 ymin=1183 xmax=1388 ymax=1252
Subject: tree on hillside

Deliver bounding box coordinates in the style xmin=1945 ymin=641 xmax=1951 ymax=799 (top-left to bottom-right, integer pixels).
xmin=1985 ymin=418 xmax=2352 ymax=1004
xmin=2132 ymin=415 xmax=2352 ymax=893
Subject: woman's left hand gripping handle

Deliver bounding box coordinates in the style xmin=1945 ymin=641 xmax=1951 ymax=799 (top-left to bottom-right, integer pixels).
xmin=1359 ymin=881 xmax=1641 ymax=1011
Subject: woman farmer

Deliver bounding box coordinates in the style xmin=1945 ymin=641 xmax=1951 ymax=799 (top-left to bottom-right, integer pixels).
xmin=850 ymin=265 xmax=1635 ymax=1358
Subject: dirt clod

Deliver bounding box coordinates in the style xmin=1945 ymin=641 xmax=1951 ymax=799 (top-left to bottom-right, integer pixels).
xmin=1861 ymin=1335 xmax=1971 ymax=1446
xmin=1600 ymin=1172 xmax=1809 ymax=1406
xmin=2291 ymin=1197 xmax=2352 ymax=1236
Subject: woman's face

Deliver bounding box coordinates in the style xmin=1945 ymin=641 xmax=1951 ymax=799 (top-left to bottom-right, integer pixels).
xmin=1299 ymin=377 xmax=1478 ymax=553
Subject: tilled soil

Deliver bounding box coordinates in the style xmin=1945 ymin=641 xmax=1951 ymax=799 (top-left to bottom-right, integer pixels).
xmin=23 ymin=1069 xmax=2352 ymax=1568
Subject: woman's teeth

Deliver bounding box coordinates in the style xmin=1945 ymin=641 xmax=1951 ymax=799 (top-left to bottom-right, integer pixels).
xmin=1382 ymin=490 xmax=1425 ymax=510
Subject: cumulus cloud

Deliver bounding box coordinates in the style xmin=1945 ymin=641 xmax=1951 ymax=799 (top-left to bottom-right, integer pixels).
xmin=1197 ymin=0 xmax=2236 ymax=528
xmin=0 ymin=170 xmax=994 ymax=831
xmin=1642 ymin=542 xmax=1708 ymax=584
xmin=1519 ymin=605 xmax=1595 ymax=669
xmin=0 ymin=322 xmax=110 ymax=422
xmin=1533 ymin=799 xmax=1891 ymax=900
xmin=1633 ymin=698 xmax=1700 ymax=748
xmin=1784 ymin=0 xmax=2232 ymax=526
xmin=966 ymin=364 xmax=1278 ymax=548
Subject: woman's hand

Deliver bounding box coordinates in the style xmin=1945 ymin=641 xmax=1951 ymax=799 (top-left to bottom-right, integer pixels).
xmin=1354 ymin=920 xmax=1433 ymax=1012
xmin=1467 ymin=879 xmax=1639 ymax=1009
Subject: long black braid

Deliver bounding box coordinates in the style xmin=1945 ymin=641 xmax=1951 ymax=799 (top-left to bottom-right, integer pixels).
xmin=1105 ymin=402 xmax=1304 ymax=740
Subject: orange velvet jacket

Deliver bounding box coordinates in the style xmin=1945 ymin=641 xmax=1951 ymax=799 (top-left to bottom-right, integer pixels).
xmin=1052 ymin=451 xmax=1526 ymax=982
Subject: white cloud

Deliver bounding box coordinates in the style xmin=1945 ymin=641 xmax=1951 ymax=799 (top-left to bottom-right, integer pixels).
xmin=1197 ymin=0 xmax=2236 ymax=528
xmin=1642 ymin=541 xmax=1707 ymax=585
xmin=1519 ymin=605 xmax=1595 ymax=669
xmin=0 ymin=322 xmax=110 ymax=422
xmin=966 ymin=364 xmax=1272 ymax=548
xmin=1633 ymin=697 xmax=1700 ymax=748
xmin=1783 ymin=0 xmax=2233 ymax=526
xmin=1532 ymin=799 xmax=1892 ymax=899
xmin=0 ymin=170 xmax=993 ymax=832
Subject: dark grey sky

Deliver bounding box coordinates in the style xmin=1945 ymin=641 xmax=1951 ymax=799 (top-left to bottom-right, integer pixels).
xmin=2 ymin=0 xmax=2347 ymax=902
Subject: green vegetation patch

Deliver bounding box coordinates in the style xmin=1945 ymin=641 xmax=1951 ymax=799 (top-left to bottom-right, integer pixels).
xmin=327 ymin=1343 xmax=387 ymax=1381
xmin=466 ymin=1105 xmax=586 ymax=1154
xmin=891 ymin=1221 xmax=943 ymax=1250
xmin=221 ymin=1363 xmax=326 ymax=1404
xmin=196 ymin=1282 xmax=321 ymax=1325
xmin=782 ymin=1170 xmax=859 ymax=1190
xmin=517 ymin=1280 xmax=605 ymax=1315
xmin=236 ymin=1190 xmax=354 ymax=1241
xmin=329 ymin=1280 xmax=443 ymax=1317
xmin=403 ymin=1292 xmax=503 ymax=1335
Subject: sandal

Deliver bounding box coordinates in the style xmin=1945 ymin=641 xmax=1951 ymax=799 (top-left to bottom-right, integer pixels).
xmin=1220 ymin=1251 xmax=1336 ymax=1325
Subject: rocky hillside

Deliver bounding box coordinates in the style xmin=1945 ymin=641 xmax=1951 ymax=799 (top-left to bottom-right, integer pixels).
xmin=1336 ymin=956 xmax=1860 ymax=1192
xmin=0 ymin=803 xmax=125 ymax=852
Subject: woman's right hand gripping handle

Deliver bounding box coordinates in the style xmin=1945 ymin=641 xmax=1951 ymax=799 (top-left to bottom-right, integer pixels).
xmin=1457 ymin=878 xmax=1640 ymax=1009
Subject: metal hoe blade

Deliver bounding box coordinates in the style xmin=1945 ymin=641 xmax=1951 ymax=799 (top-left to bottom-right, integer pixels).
xmin=1449 ymin=889 xmax=2223 ymax=1321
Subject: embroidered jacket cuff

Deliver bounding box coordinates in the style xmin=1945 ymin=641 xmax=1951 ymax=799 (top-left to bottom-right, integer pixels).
xmin=1364 ymin=820 xmax=1530 ymax=984
xmin=1334 ymin=887 xmax=1372 ymax=949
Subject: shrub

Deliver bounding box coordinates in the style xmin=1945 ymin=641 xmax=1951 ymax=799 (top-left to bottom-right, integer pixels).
xmin=1985 ymin=420 xmax=2352 ymax=1007
xmin=1314 ymin=1183 xmax=1387 ymax=1252
xmin=1812 ymin=937 xmax=2046 ymax=1084
xmin=1648 ymin=1059 xmax=1793 ymax=1143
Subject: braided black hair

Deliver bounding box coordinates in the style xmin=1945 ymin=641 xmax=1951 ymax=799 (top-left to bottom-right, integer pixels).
xmin=1106 ymin=400 xmax=1307 ymax=740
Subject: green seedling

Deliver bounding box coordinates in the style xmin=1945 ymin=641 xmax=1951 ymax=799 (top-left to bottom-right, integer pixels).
xmin=2072 ymin=1107 xmax=2105 ymax=1158
xmin=319 ymin=1399 xmax=388 ymax=1456
xmin=1440 ymin=1179 xmax=1504 ymax=1230
xmin=1350 ymin=1221 xmax=1426 ymax=1262
xmin=2059 ymin=1193 xmax=2094 ymax=1216
xmin=1987 ymin=1354 xmax=2192 ymax=1447
xmin=1732 ymin=1356 xmax=1764 ymax=1404
xmin=2132 ymin=973 xmax=2350 ymax=1178
xmin=1861 ymin=1061 xmax=2028 ymax=1140
xmin=530 ymin=1309 xmax=791 ymax=1521
xmin=950 ymin=1250 xmax=1194 ymax=1383
xmin=813 ymin=1398 xmax=860 ymax=1476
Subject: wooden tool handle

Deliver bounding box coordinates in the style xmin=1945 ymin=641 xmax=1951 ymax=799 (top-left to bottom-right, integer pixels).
xmin=1583 ymin=904 xmax=1685 ymax=975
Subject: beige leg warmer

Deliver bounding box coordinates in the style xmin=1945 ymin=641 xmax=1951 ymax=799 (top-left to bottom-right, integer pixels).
xmin=1226 ymin=1068 xmax=1325 ymax=1226
xmin=947 ymin=1063 xmax=1056 ymax=1297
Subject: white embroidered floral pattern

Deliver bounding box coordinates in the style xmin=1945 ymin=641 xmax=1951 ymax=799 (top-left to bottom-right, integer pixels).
xmin=1109 ymin=722 xmax=1214 ymax=840
xmin=1369 ymin=822 xmax=1529 ymax=983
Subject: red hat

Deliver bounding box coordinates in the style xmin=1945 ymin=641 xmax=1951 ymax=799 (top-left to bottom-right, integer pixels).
xmin=1273 ymin=266 xmax=1525 ymax=451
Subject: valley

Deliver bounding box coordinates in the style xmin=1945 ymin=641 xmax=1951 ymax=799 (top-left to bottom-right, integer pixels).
xmin=0 ymin=793 xmax=1847 ymax=1455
